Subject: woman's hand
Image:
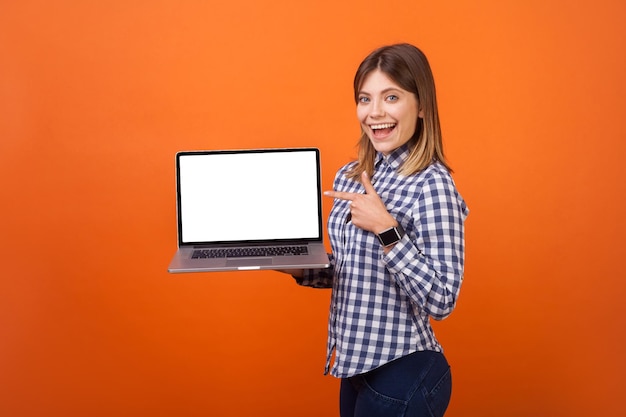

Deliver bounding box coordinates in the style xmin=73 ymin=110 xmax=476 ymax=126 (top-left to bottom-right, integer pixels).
xmin=324 ymin=171 xmax=398 ymax=234
xmin=276 ymin=269 xmax=304 ymax=278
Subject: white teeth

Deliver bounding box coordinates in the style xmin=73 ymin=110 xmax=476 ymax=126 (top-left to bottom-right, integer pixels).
xmin=370 ymin=123 xmax=396 ymax=130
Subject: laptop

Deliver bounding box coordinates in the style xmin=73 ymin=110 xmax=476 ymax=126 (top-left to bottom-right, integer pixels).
xmin=168 ymin=148 xmax=330 ymax=273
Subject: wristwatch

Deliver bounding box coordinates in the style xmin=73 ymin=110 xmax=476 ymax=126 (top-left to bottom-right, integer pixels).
xmin=376 ymin=223 xmax=405 ymax=247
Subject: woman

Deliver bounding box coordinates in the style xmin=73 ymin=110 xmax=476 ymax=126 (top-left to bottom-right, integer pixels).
xmin=287 ymin=43 xmax=468 ymax=417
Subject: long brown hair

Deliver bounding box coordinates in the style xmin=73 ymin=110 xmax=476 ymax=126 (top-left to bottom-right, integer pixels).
xmin=347 ymin=43 xmax=451 ymax=181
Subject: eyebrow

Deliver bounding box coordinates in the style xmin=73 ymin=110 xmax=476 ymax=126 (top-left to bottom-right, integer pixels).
xmin=358 ymin=87 xmax=404 ymax=96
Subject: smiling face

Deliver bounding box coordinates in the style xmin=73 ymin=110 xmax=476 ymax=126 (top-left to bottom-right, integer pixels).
xmin=356 ymin=69 xmax=422 ymax=155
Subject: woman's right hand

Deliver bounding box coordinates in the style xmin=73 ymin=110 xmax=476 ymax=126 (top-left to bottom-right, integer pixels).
xmin=277 ymin=269 xmax=304 ymax=279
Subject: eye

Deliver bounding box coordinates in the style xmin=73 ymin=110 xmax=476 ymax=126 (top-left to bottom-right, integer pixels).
xmin=358 ymin=96 xmax=370 ymax=103
xmin=386 ymin=94 xmax=399 ymax=102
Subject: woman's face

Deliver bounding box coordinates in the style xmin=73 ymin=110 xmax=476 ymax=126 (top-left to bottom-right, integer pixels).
xmin=356 ymin=69 xmax=421 ymax=155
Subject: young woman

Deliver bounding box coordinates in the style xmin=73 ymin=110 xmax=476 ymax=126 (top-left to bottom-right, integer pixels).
xmin=287 ymin=43 xmax=468 ymax=417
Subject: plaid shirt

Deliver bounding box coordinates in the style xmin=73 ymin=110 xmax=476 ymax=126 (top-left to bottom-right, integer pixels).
xmin=299 ymin=145 xmax=469 ymax=378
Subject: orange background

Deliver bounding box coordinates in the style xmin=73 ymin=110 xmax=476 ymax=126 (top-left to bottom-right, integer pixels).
xmin=1 ymin=1 xmax=625 ymax=416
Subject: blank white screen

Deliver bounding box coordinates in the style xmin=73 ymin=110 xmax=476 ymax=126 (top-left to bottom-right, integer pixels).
xmin=178 ymin=150 xmax=320 ymax=243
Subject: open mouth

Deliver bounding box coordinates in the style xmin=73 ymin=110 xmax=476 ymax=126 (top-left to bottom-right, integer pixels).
xmin=370 ymin=123 xmax=396 ymax=137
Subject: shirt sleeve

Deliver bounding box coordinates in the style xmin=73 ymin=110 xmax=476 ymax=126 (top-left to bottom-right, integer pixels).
xmin=383 ymin=171 xmax=469 ymax=320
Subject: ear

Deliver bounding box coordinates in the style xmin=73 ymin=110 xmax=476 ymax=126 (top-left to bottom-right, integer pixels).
xmin=418 ymin=108 xmax=424 ymax=118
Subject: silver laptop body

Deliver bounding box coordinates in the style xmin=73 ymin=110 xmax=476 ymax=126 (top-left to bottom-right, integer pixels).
xmin=168 ymin=148 xmax=330 ymax=273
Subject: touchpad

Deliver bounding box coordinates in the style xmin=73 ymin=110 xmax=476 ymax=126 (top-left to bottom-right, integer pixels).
xmin=226 ymin=258 xmax=273 ymax=267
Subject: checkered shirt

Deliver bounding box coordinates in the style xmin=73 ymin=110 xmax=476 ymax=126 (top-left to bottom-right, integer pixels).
xmin=299 ymin=145 xmax=469 ymax=378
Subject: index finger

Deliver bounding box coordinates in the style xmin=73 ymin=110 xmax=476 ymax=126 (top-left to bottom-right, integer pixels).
xmin=323 ymin=190 xmax=358 ymax=201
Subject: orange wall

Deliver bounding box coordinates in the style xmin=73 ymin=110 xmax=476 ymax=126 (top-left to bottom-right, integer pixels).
xmin=1 ymin=1 xmax=625 ymax=416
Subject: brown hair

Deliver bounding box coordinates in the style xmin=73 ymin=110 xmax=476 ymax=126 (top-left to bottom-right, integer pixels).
xmin=347 ymin=43 xmax=451 ymax=181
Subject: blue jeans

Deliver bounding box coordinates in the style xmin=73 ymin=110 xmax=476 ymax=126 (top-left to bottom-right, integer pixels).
xmin=339 ymin=351 xmax=452 ymax=417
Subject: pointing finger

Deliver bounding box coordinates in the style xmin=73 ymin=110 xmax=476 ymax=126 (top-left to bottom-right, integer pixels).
xmin=324 ymin=190 xmax=358 ymax=201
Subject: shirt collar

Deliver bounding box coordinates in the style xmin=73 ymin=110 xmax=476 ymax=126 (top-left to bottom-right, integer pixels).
xmin=374 ymin=144 xmax=412 ymax=171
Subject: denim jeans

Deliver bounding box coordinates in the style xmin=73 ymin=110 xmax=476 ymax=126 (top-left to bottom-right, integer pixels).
xmin=339 ymin=351 xmax=452 ymax=417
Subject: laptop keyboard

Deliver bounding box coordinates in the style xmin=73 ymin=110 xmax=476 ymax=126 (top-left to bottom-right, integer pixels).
xmin=192 ymin=245 xmax=309 ymax=259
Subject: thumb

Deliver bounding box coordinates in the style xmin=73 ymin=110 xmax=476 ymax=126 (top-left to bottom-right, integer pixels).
xmin=361 ymin=171 xmax=376 ymax=194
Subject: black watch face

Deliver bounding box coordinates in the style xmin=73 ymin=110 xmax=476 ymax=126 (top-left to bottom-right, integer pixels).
xmin=379 ymin=228 xmax=400 ymax=246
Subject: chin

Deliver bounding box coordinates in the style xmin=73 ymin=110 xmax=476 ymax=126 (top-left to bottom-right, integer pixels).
xmin=370 ymin=142 xmax=395 ymax=155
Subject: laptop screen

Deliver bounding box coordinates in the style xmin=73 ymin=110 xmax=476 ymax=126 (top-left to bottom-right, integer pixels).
xmin=176 ymin=149 xmax=322 ymax=245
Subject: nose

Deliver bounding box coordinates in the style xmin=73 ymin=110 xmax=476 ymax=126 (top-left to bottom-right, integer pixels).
xmin=370 ymin=98 xmax=385 ymax=117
